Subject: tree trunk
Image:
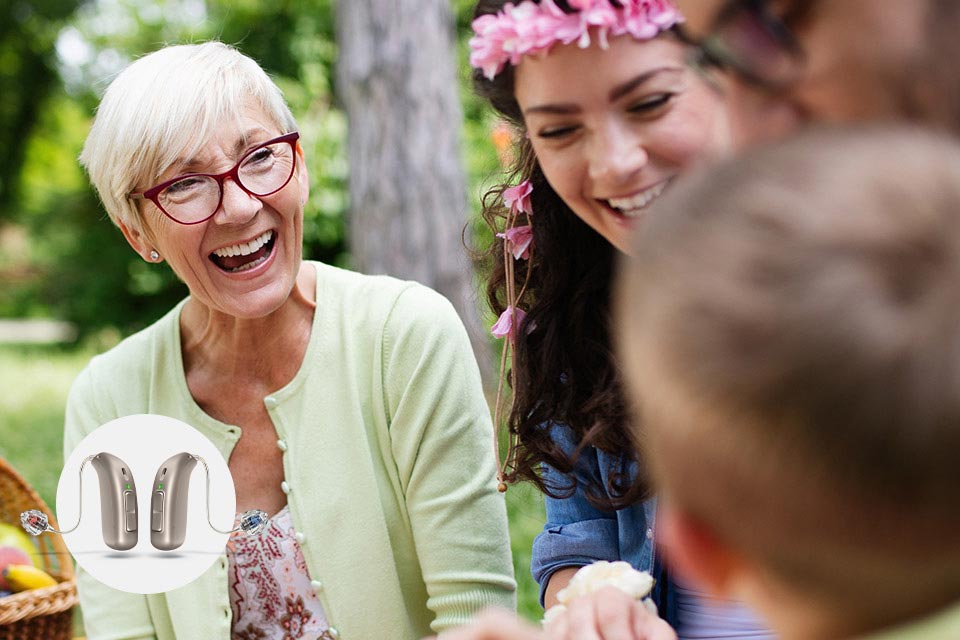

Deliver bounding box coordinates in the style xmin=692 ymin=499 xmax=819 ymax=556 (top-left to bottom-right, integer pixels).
xmin=335 ymin=0 xmax=493 ymax=386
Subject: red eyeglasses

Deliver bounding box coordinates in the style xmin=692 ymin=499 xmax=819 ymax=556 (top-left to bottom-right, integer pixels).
xmin=129 ymin=132 xmax=300 ymax=225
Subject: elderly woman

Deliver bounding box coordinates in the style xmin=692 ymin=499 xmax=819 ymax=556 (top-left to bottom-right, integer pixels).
xmin=69 ymin=41 xmax=516 ymax=639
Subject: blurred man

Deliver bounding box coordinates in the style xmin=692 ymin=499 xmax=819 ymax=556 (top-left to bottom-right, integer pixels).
xmin=677 ymin=0 xmax=960 ymax=144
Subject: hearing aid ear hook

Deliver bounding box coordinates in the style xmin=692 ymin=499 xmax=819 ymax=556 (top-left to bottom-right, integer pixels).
xmin=20 ymin=455 xmax=98 ymax=536
xmin=191 ymin=455 xmax=269 ymax=536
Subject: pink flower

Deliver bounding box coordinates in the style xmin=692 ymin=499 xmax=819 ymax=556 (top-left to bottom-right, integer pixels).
xmin=506 ymin=2 xmax=544 ymax=60
xmin=469 ymin=14 xmax=510 ymax=80
xmin=497 ymin=224 xmax=534 ymax=260
xmin=575 ymin=0 xmax=620 ymax=49
xmin=645 ymin=0 xmax=684 ymax=28
xmin=493 ymin=3 xmax=534 ymax=64
xmin=618 ymin=0 xmax=682 ymax=39
xmin=491 ymin=306 xmax=528 ymax=340
xmin=503 ymin=180 xmax=534 ymax=215
xmin=536 ymin=0 xmax=584 ymax=47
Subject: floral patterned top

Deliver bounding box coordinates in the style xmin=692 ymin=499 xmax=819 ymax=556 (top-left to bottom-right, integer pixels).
xmin=227 ymin=505 xmax=334 ymax=640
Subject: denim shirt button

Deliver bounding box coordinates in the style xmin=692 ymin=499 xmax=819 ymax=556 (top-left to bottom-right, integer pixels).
xmin=646 ymin=528 xmax=654 ymax=540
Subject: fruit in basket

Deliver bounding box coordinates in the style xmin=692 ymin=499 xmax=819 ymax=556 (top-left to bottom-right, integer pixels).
xmin=0 ymin=522 xmax=37 ymax=559
xmin=0 ymin=521 xmax=38 ymax=591
xmin=0 ymin=546 xmax=33 ymax=590
xmin=2 ymin=564 xmax=57 ymax=592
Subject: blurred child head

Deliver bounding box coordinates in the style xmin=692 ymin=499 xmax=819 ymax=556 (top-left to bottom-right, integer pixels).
xmin=616 ymin=126 xmax=960 ymax=639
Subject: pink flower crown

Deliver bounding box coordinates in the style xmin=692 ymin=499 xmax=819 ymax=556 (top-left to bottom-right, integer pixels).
xmin=470 ymin=0 xmax=683 ymax=81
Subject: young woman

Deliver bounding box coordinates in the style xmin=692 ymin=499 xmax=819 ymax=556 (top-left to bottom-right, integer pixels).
xmin=471 ymin=1 xmax=773 ymax=637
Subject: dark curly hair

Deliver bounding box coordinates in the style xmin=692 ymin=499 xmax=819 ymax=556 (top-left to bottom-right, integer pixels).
xmin=473 ymin=0 xmax=652 ymax=510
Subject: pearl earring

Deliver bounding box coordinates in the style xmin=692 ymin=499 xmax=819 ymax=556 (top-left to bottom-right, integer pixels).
xmin=149 ymin=250 xmax=160 ymax=262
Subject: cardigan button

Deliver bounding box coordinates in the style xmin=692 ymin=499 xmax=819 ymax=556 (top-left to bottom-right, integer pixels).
xmin=310 ymin=579 xmax=322 ymax=590
xmin=264 ymin=396 xmax=278 ymax=409
xmin=295 ymin=531 xmax=306 ymax=544
xmin=281 ymin=481 xmax=291 ymax=494
xmin=277 ymin=439 xmax=288 ymax=451
xmin=328 ymin=627 xmax=339 ymax=638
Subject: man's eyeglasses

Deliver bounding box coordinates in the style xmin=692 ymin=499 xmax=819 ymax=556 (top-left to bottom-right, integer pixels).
xmin=681 ymin=0 xmax=807 ymax=91
xmin=130 ymin=132 xmax=300 ymax=225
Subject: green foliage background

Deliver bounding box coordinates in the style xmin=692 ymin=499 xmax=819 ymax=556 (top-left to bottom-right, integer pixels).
xmin=2 ymin=0 xmax=346 ymax=336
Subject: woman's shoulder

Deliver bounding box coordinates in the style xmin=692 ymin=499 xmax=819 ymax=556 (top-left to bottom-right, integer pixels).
xmin=64 ymin=302 xmax=185 ymax=444
xmin=313 ymin=261 xmax=435 ymax=298
xmin=79 ymin=301 xmax=183 ymax=386
xmin=312 ymin=261 xmax=460 ymax=328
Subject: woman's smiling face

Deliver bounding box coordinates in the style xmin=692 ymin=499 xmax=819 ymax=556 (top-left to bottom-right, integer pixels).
xmin=125 ymin=103 xmax=309 ymax=320
xmin=515 ymin=33 xmax=729 ymax=254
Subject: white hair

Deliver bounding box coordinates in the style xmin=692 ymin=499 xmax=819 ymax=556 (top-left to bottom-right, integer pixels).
xmin=80 ymin=41 xmax=298 ymax=231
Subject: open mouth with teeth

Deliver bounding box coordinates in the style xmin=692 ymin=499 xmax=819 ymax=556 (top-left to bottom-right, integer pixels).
xmin=602 ymin=181 xmax=670 ymax=219
xmin=209 ymin=230 xmax=276 ymax=273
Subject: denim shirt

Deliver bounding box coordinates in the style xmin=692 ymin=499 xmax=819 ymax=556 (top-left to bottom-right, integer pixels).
xmin=530 ymin=424 xmax=679 ymax=628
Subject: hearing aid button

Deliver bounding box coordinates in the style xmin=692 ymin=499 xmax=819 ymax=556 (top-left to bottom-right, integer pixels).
xmin=123 ymin=490 xmax=135 ymax=513
xmin=151 ymin=491 xmax=164 ymax=532
xmin=125 ymin=512 xmax=137 ymax=532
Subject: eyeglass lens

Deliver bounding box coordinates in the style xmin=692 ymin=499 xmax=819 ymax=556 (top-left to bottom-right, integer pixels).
xmin=159 ymin=140 xmax=296 ymax=224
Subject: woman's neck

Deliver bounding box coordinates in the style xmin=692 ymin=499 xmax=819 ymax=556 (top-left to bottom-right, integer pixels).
xmin=179 ymin=262 xmax=317 ymax=392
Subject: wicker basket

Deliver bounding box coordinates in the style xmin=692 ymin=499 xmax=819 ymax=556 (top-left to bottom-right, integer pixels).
xmin=0 ymin=456 xmax=77 ymax=639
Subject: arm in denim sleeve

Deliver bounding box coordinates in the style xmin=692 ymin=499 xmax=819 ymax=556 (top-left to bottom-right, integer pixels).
xmin=530 ymin=425 xmax=620 ymax=606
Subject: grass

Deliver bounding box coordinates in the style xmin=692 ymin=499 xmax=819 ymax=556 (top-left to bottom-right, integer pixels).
xmin=503 ymin=480 xmax=547 ymax=621
xmin=0 ymin=344 xmax=97 ymax=510
xmin=0 ymin=343 xmax=546 ymax=633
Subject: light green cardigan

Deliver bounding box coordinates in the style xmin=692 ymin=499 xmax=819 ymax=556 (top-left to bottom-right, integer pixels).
xmin=64 ymin=262 xmax=516 ymax=640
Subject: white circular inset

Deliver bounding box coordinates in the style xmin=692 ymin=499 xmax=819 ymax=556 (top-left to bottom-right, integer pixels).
xmin=57 ymin=414 xmax=237 ymax=594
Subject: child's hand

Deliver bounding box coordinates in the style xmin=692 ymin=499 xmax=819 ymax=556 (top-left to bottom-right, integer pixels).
xmin=544 ymin=586 xmax=678 ymax=640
